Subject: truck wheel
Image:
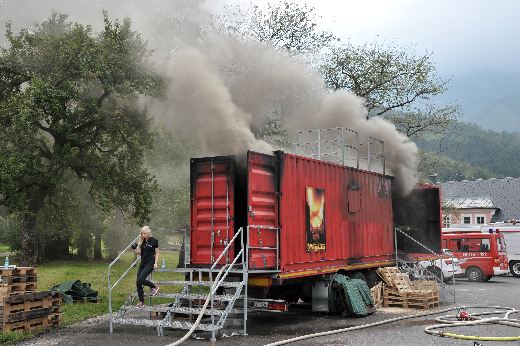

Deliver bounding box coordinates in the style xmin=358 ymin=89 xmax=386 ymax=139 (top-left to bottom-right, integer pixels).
xmin=510 ymin=261 xmax=520 ymax=278
xmin=365 ymin=270 xmax=379 ymax=288
xmin=466 ymin=267 xmax=483 ymax=282
xmin=348 ymin=271 xmax=367 ymax=283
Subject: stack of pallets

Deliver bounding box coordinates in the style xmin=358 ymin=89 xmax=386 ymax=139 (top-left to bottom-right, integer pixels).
xmin=0 ymin=267 xmax=62 ymax=332
xmin=376 ymin=267 xmax=439 ymax=310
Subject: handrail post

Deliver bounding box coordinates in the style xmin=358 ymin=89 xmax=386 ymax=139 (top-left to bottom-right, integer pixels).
xmin=242 ymin=227 xmax=248 ymax=336
xmin=108 ymin=266 xmax=113 ymax=333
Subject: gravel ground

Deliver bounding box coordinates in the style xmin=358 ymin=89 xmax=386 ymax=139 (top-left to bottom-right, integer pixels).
xmin=18 ymin=275 xmax=520 ymax=346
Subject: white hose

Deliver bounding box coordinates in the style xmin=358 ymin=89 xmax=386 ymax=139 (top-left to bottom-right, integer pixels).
xmin=167 ymin=264 xmax=230 ymax=346
xmin=265 ymin=306 xmax=520 ymax=346
xmin=264 ymin=307 xmax=457 ymax=346
xmin=424 ymin=306 xmax=520 ymax=341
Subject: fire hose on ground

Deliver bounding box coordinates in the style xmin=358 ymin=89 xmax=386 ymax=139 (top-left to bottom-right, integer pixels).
xmin=167 ymin=300 xmax=520 ymax=345
xmin=264 ymin=306 xmax=520 ymax=346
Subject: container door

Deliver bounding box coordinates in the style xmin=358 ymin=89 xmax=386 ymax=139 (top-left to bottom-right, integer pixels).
xmin=247 ymin=151 xmax=279 ymax=269
xmin=190 ymin=157 xmax=234 ymax=265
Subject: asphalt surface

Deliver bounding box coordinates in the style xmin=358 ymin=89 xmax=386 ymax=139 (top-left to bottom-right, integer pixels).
xmin=18 ymin=275 xmax=520 ymax=346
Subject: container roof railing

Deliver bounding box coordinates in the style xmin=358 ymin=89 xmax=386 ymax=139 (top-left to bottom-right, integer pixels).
xmin=265 ymin=127 xmax=385 ymax=175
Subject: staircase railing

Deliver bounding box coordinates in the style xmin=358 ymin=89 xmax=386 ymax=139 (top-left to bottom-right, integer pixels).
xmin=207 ymin=226 xmax=247 ymax=339
xmin=394 ymin=227 xmax=456 ymax=303
xmin=108 ymin=235 xmax=140 ymax=333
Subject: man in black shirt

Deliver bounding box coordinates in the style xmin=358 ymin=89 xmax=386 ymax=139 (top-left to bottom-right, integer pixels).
xmin=133 ymin=226 xmax=160 ymax=307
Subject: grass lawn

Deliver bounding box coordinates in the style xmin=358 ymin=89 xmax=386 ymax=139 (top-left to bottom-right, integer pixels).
xmin=1 ymin=249 xmax=184 ymax=344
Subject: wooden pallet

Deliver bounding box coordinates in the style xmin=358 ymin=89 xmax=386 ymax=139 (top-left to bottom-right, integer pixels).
xmin=376 ymin=267 xmax=401 ymax=286
xmin=0 ymin=267 xmax=38 ymax=299
xmin=2 ymin=315 xmax=50 ymax=332
xmin=49 ymin=312 xmax=62 ymax=327
xmin=383 ymin=295 xmax=439 ymax=309
xmin=51 ymin=293 xmax=62 ymax=313
xmin=0 ymin=267 xmax=37 ymax=278
xmin=370 ymin=282 xmax=384 ymax=308
xmin=0 ymin=307 xmax=53 ymax=324
xmin=0 ymin=282 xmax=38 ymax=295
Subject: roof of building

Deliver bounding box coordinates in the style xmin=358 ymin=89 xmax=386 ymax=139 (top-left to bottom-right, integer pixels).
xmin=443 ymin=196 xmax=498 ymax=209
xmin=440 ymin=177 xmax=520 ymax=222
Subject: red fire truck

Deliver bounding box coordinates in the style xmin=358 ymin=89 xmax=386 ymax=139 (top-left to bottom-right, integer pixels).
xmin=442 ymin=229 xmax=509 ymax=281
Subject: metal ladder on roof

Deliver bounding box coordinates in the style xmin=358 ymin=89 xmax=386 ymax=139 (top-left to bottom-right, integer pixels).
xmin=108 ymin=227 xmax=248 ymax=342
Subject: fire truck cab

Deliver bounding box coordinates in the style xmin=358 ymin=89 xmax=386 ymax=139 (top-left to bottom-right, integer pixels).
xmin=442 ymin=229 xmax=509 ymax=282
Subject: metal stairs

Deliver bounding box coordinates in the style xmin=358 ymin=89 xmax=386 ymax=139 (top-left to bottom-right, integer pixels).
xmin=108 ymin=228 xmax=249 ymax=342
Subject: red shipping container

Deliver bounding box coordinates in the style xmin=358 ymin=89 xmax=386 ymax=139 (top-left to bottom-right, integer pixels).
xmin=190 ymin=151 xmax=396 ymax=279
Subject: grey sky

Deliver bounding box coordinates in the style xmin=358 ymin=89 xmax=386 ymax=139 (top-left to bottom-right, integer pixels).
xmin=2 ymin=0 xmax=519 ymax=128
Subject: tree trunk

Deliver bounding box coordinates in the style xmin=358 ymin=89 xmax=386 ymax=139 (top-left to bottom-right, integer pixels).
xmin=20 ymin=213 xmax=39 ymax=266
xmin=93 ymin=227 xmax=103 ymax=260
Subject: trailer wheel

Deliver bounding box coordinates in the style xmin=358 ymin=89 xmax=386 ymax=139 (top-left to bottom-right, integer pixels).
xmin=510 ymin=261 xmax=520 ymax=278
xmin=466 ymin=267 xmax=483 ymax=282
xmin=365 ymin=270 xmax=380 ymax=288
xmin=348 ymin=271 xmax=367 ymax=283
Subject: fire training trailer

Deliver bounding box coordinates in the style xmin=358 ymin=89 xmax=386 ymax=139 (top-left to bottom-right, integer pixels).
xmin=190 ymin=150 xmax=442 ymax=308
xmin=108 ymin=136 xmax=443 ymax=340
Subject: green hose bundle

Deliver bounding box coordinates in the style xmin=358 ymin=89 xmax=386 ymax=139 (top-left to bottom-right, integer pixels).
xmin=333 ymin=274 xmax=374 ymax=317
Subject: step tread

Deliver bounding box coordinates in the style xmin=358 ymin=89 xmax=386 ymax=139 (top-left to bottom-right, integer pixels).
xmin=170 ymin=306 xmax=226 ymax=316
xmin=112 ymin=317 xmax=220 ymax=331
xmin=135 ymin=292 xmax=236 ymax=301
xmin=120 ymin=305 xmax=227 ymax=316
xmin=153 ymin=280 xmax=242 ymax=288
xmin=112 ymin=317 xmax=162 ymax=327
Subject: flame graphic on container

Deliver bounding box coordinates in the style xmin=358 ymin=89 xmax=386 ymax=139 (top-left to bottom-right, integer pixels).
xmin=306 ymin=187 xmax=325 ymax=240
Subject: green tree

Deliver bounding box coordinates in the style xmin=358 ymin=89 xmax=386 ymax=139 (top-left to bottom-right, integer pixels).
xmin=321 ymin=41 xmax=459 ymax=138
xmin=217 ymin=1 xmax=336 ymax=54
xmin=0 ymin=12 xmax=161 ymax=264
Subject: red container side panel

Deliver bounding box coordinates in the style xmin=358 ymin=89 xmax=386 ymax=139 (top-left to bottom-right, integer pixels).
xmin=247 ymin=152 xmax=279 ymax=269
xmin=278 ymin=153 xmax=394 ymax=276
xmin=190 ymin=157 xmax=235 ymax=265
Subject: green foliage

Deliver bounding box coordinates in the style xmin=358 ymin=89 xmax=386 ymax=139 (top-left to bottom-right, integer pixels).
xmin=417 ymin=150 xmax=495 ymax=182
xmin=0 ymin=12 xmax=162 ymax=262
xmin=417 ymin=122 xmax=520 ymax=180
xmin=218 ymin=1 xmax=337 ymax=54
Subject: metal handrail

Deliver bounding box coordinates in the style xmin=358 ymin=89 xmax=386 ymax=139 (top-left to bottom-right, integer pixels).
xmin=210 ymin=227 xmax=243 ymax=271
xmin=108 ymin=228 xmax=188 ymax=334
xmin=108 ymin=235 xmax=140 ymax=332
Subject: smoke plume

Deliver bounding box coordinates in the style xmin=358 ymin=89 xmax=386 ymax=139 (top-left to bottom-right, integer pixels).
xmin=0 ymin=0 xmax=418 ymax=194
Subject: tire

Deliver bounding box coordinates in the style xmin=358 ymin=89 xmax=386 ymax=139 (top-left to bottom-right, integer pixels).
xmin=348 ymin=271 xmax=367 ymax=283
xmin=365 ymin=270 xmax=380 ymax=288
xmin=510 ymin=261 xmax=520 ymax=278
xmin=466 ymin=267 xmax=484 ymax=282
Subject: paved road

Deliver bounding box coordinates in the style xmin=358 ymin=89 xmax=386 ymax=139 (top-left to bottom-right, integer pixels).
xmin=19 ymin=276 xmax=520 ymax=346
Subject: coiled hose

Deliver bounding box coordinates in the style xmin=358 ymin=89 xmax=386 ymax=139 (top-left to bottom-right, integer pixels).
xmin=425 ymin=306 xmax=520 ymax=341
